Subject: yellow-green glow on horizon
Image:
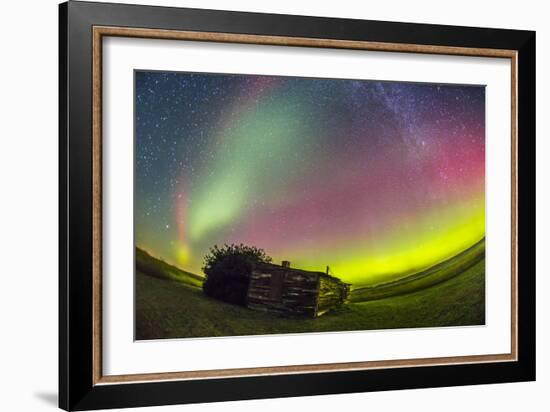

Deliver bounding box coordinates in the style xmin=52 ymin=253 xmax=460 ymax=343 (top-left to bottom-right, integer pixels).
xmin=277 ymin=200 xmax=485 ymax=286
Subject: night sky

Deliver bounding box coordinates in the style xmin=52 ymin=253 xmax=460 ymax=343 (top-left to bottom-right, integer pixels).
xmin=135 ymin=71 xmax=485 ymax=286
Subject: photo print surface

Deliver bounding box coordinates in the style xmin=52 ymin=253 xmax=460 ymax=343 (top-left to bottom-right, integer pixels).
xmin=134 ymin=70 xmax=485 ymax=340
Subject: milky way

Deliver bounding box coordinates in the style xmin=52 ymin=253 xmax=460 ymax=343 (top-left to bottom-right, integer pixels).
xmin=135 ymin=71 xmax=485 ymax=286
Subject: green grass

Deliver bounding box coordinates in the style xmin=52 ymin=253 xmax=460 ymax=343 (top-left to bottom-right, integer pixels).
xmin=350 ymin=238 xmax=485 ymax=302
xmin=136 ymin=247 xmax=203 ymax=289
xmin=135 ymin=257 xmax=485 ymax=340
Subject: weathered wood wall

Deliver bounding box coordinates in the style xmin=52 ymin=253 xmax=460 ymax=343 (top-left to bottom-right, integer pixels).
xmin=247 ymin=263 xmax=350 ymax=318
xmin=247 ymin=266 xmax=319 ymax=317
xmin=316 ymin=275 xmax=349 ymax=316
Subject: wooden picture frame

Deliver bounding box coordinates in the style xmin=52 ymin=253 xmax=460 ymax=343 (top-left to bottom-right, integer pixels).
xmin=59 ymin=1 xmax=536 ymax=410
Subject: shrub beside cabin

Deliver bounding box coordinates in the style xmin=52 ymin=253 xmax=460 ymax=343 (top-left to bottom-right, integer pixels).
xmin=247 ymin=260 xmax=351 ymax=317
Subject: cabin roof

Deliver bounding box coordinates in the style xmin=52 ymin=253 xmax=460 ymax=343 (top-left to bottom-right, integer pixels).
xmin=252 ymin=261 xmax=349 ymax=285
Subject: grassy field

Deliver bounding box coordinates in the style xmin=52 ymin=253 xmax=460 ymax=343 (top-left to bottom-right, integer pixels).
xmin=350 ymin=238 xmax=485 ymax=302
xmin=135 ymin=256 xmax=485 ymax=340
xmin=136 ymin=248 xmax=203 ymax=288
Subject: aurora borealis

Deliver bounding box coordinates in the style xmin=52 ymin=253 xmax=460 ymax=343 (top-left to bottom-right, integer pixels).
xmin=135 ymin=71 xmax=485 ymax=286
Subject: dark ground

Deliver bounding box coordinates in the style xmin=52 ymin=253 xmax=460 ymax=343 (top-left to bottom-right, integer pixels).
xmin=135 ymin=257 xmax=485 ymax=340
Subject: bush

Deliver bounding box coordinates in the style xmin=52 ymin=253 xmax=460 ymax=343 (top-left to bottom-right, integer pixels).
xmin=202 ymin=244 xmax=272 ymax=305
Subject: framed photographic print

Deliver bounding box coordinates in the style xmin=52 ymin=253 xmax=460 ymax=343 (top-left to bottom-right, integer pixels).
xmin=59 ymin=1 xmax=536 ymax=410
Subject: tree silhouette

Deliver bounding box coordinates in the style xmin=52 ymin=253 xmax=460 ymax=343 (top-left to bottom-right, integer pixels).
xmin=202 ymin=244 xmax=272 ymax=305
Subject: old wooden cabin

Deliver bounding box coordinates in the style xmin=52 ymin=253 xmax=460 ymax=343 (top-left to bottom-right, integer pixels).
xmin=246 ymin=260 xmax=350 ymax=317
